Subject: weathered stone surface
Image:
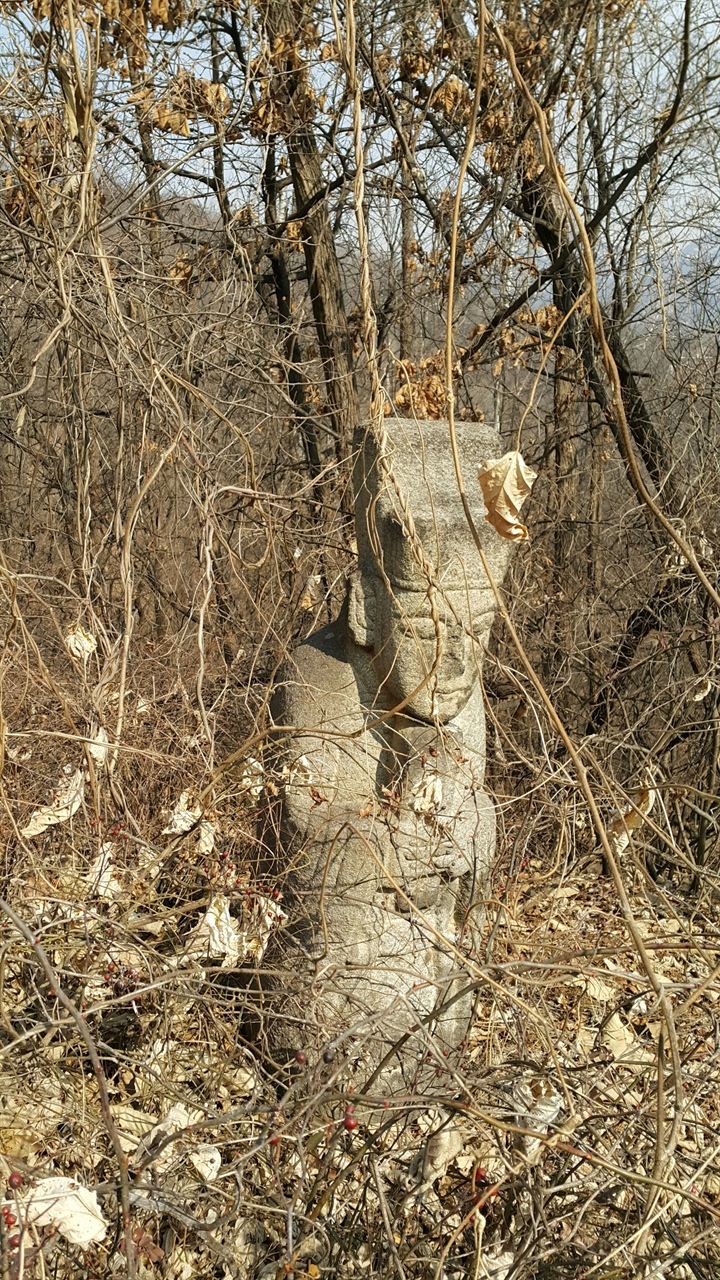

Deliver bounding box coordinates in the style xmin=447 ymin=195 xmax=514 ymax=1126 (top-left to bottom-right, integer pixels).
xmin=261 ymin=419 xmax=514 ymax=1088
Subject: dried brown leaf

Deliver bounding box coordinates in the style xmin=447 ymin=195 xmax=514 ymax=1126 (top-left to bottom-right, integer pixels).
xmin=478 ymin=451 xmax=537 ymax=540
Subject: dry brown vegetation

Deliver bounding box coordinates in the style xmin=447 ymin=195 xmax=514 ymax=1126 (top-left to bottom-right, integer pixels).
xmin=1 ymin=0 xmax=720 ymax=1276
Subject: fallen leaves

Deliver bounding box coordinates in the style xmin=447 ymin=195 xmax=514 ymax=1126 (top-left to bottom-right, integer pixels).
xmin=692 ymin=675 xmax=713 ymax=701
xmin=86 ymin=841 xmax=123 ymax=901
xmin=189 ymin=1143 xmax=222 ymax=1182
xmin=136 ymin=1102 xmax=205 ymax=1175
xmin=10 ymin=1176 xmax=107 ymax=1247
xmin=478 ymin=451 xmax=538 ymax=541
xmin=20 ymin=765 xmax=85 ymax=838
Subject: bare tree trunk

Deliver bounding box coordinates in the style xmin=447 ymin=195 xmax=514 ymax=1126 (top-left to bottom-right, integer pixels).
xmin=398 ymin=14 xmax=415 ymax=363
xmin=551 ymin=339 xmax=579 ymax=674
xmin=126 ymin=62 xmax=162 ymax=256
xmin=262 ymin=145 xmax=324 ymax=505
xmin=210 ymin=16 xmax=234 ymax=230
xmin=286 ymin=125 xmax=357 ymax=473
xmin=261 ymin=0 xmax=357 ymax=483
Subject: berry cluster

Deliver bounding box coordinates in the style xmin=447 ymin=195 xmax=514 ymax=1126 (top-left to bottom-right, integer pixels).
xmin=3 ymin=1173 xmax=22 ymax=1250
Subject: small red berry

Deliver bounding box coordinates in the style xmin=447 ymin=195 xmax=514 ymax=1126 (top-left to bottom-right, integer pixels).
xmin=9 ymin=1235 xmax=19 ymax=1249
xmin=4 ymin=1214 xmax=15 ymax=1227
xmin=269 ymin=1135 xmax=280 ymax=1146
xmin=7 ymin=1174 xmax=22 ymax=1190
xmin=344 ymin=1114 xmax=358 ymax=1131
xmin=322 ymin=1048 xmax=335 ymax=1064
xmin=295 ymin=1051 xmax=307 ymax=1065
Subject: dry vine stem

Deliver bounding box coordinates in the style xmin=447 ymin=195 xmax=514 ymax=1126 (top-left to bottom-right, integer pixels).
xmin=442 ymin=2 xmax=685 ymax=1210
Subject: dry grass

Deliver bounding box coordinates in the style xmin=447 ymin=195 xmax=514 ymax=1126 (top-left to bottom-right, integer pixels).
xmin=0 ymin=605 xmax=719 ymax=1280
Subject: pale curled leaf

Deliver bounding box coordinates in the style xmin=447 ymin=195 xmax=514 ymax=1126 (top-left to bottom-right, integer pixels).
xmin=162 ymin=788 xmax=202 ymax=835
xmin=17 ymin=1177 xmax=107 ymax=1247
xmin=513 ymin=1074 xmax=562 ymax=1159
xmin=110 ymin=1103 xmax=158 ymax=1154
xmin=187 ymin=894 xmax=241 ymax=967
xmin=65 ymin=623 xmax=97 ymax=661
xmin=585 ymin=974 xmax=616 ymax=1003
xmin=478 ymin=1248 xmax=516 ymax=1279
xmin=478 ymin=1249 xmax=515 ymax=1280
xmin=420 ymin=1124 xmax=465 ymax=1184
xmin=238 ymin=756 xmax=265 ymax=799
xmin=478 ymin=451 xmax=538 ymax=541
xmin=20 ymin=766 xmax=85 ymax=838
xmin=136 ymin=1102 xmax=204 ymax=1174
xmin=601 ymin=1012 xmax=637 ymax=1061
xmin=607 ymin=787 xmax=655 ymax=853
xmin=409 ymin=772 xmax=443 ymax=816
xmin=240 ymin=893 xmax=288 ymax=962
xmin=189 ymin=1143 xmax=221 ymax=1182
xmin=196 ymin=818 xmax=216 ymax=855
xmin=86 ymin=842 xmax=123 ymax=900
xmin=692 ymin=676 xmax=713 ymax=702
xmin=87 ymin=725 xmax=109 ymax=767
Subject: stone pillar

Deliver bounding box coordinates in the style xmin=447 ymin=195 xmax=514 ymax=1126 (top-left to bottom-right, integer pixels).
xmin=261 ymin=419 xmax=514 ymax=1091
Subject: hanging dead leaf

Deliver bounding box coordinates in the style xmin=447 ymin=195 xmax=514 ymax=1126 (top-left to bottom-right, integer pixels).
xmin=420 ymin=1123 xmax=465 ymax=1184
xmin=241 ymin=892 xmax=288 ymax=961
xmin=601 ymin=1012 xmax=637 ymax=1061
xmin=88 ymin=725 xmax=109 ymax=768
xmin=20 ymin=766 xmax=85 ymax=838
xmin=513 ymin=1073 xmax=562 ymax=1160
xmin=607 ymin=787 xmax=655 ymax=853
xmin=162 ymin=788 xmax=202 ymax=835
xmin=431 ymin=76 xmax=471 ymax=119
xmin=87 ymin=842 xmax=123 ymax=900
xmin=478 ymin=451 xmax=538 ymax=540
xmin=692 ymin=676 xmax=712 ymax=702
xmin=187 ymin=894 xmax=241 ymax=967
xmin=409 ymin=772 xmax=443 ymax=817
xmin=299 ymin=574 xmax=322 ymax=611
xmin=65 ymin=622 xmax=97 ymax=661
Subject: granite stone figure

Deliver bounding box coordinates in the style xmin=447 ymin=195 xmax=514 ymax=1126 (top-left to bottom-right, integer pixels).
xmin=262 ymin=418 xmax=514 ymax=1087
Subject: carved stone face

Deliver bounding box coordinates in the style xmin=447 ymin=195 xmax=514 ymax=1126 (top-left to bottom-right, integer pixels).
xmin=374 ymin=582 xmax=491 ymax=720
xmin=350 ymin=418 xmax=513 ymax=720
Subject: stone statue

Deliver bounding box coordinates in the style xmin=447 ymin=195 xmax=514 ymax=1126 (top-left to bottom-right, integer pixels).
xmin=261 ymin=419 xmax=514 ymax=1090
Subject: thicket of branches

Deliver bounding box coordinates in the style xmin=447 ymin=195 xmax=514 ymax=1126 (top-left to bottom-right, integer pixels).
xmin=1 ymin=0 xmax=720 ymax=1276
